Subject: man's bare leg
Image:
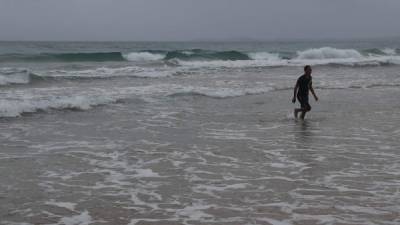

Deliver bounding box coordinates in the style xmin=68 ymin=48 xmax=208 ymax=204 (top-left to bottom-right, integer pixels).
xmin=294 ymin=108 xmax=302 ymax=119
xmin=300 ymin=110 xmax=307 ymax=120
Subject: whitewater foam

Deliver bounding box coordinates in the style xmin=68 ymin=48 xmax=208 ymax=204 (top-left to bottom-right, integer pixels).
xmin=0 ymin=67 xmax=31 ymax=85
xmin=176 ymin=47 xmax=400 ymax=68
xmin=292 ymin=47 xmax=400 ymax=66
xmin=0 ymin=84 xmax=175 ymax=117
xmin=39 ymin=66 xmax=172 ymax=79
xmin=168 ymin=86 xmax=276 ymax=99
xmin=45 ymin=200 xmax=77 ymax=211
xmin=382 ymin=48 xmax=397 ymax=55
xmin=0 ymin=74 xmax=31 ymax=85
xmin=296 ymin=47 xmax=363 ymax=59
xmin=0 ymin=94 xmax=118 ymax=117
xmin=175 ymin=59 xmax=288 ymax=68
xmin=248 ymin=52 xmax=281 ymax=61
xmin=57 ymin=211 xmax=93 ymax=225
xmin=123 ymin=52 xmax=165 ymax=61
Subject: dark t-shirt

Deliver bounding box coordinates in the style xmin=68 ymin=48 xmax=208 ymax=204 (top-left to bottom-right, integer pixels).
xmin=296 ymin=74 xmax=312 ymax=97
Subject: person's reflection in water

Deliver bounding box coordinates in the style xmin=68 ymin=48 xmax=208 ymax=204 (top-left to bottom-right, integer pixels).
xmin=292 ymin=120 xmax=321 ymax=178
xmin=294 ymin=120 xmax=313 ymax=149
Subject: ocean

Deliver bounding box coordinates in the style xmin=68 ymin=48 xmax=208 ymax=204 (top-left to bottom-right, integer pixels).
xmin=0 ymin=40 xmax=399 ymax=225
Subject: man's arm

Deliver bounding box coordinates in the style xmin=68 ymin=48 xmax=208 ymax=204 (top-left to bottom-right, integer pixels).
xmin=292 ymin=83 xmax=298 ymax=103
xmin=309 ymin=83 xmax=318 ymax=101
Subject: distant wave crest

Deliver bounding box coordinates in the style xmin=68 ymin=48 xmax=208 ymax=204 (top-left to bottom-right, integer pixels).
xmin=123 ymin=52 xmax=165 ymax=61
xmin=0 ymin=67 xmax=37 ymax=85
xmin=296 ymin=47 xmax=363 ymax=59
xmin=0 ymin=47 xmax=399 ymax=67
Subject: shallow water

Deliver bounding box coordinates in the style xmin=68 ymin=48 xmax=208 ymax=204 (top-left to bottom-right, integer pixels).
xmin=1 ymin=41 xmax=400 ymax=225
xmin=1 ymin=86 xmax=399 ymax=225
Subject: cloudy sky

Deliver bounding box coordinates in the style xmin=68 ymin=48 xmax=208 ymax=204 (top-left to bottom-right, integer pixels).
xmin=1 ymin=0 xmax=399 ymax=41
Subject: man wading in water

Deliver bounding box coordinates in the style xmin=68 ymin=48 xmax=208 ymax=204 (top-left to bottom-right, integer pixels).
xmin=292 ymin=65 xmax=319 ymax=120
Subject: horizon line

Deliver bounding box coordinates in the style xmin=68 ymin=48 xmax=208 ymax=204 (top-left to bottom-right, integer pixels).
xmin=0 ymin=36 xmax=399 ymax=43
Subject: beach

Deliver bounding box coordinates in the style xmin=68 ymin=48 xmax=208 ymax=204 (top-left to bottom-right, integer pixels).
xmin=0 ymin=41 xmax=399 ymax=225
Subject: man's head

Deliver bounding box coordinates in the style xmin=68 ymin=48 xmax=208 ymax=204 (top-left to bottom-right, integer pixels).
xmin=304 ymin=65 xmax=312 ymax=76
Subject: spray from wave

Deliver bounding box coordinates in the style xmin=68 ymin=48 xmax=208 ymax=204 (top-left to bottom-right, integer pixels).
xmin=123 ymin=52 xmax=165 ymax=61
xmin=296 ymin=47 xmax=363 ymax=59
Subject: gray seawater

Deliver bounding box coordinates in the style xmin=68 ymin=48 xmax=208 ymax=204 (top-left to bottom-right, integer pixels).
xmin=0 ymin=41 xmax=400 ymax=225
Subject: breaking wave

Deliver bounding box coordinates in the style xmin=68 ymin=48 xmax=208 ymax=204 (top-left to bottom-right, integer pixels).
xmin=123 ymin=52 xmax=165 ymax=61
xmin=1 ymin=78 xmax=399 ymax=117
xmin=0 ymin=95 xmax=118 ymax=117
xmin=0 ymin=67 xmax=43 ymax=85
xmin=297 ymin=47 xmax=363 ymax=59
xmin=0 ymin=47 xmax=399 ymax=67
xmin=175 ymin=47 xmax=400 ymax=68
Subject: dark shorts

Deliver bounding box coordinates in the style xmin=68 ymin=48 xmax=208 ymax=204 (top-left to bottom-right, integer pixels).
xmin=297 ymin=95 xmax=311 ymax=111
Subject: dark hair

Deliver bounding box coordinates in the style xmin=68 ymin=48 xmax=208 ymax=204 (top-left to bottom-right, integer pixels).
xmin=304 ymin=65 xmax=311 ymax=71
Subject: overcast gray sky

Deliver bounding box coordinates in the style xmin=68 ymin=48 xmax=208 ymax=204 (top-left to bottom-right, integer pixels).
xmin=1 ymin=0 xmax=399 ymax=41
